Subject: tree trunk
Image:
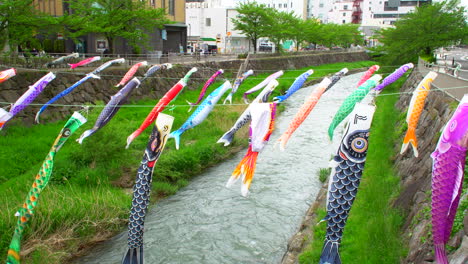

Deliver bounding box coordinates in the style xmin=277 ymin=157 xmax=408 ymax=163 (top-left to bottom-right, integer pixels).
xmin=106 ymin=36 xmax=114 ymax=54
xmin=252 ymin=37 xmax=257 ymax=53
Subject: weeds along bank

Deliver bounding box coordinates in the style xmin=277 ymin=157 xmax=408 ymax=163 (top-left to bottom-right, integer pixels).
xmin=287 ymin=66 xmax=467 ymax=263
xmin=0 ymin=55 xmax=374 ymax=262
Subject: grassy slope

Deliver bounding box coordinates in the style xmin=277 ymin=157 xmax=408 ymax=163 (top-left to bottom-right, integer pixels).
xmin=0 ymin=61 xmax=375 ymax=263
xmin=299 ymin=71 xmax=408 ymax=263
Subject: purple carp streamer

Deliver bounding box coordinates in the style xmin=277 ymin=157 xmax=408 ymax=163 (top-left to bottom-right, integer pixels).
xmin=121 ymin=113 xmax=173 ymax=264
xmin=319 ymin=103 xmax=376 ymax=264
xmin=223 ymin=69 xmax=254 ymax=104
xmin=226 ymin=102 xmax=277 ymax=196
xmin=187 ymin=69 xmax=224 ymax=111
xmin=0 ymin=68 xmax=16 ymax=84
xmin=274 ymin=69 xmax=314 ymax=102
xmin=6 ymin=112 xmax=87 ymax=264
xmin=431 ymin=95 xmax=468 ymax=264
xmin=0 ymin=72 xmax=56 ymax=130
xmin=78 ymin=63 xmax=171 ymax=143
xmin=374 ymin=63 xmax=414 ymax=91
xmin=243 ymin=70 xmax=283 ymax=103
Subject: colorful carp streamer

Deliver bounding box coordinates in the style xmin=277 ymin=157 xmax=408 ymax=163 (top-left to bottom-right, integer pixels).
xmin=243 ymin=70 xmax=283 ymax=103
xmin=69 ymin=56 xmax=101 ymax=69
xmin=126 ymin=67 xmax=198 ymax=148
xmin=0 ymin=68 xmax=16 ymax=84
xmin=276 ymin=78 xmax=332 ymax=150
xmin=90 ymin=58 xmax=125 ymax=75
xmin=328 ymin=74 xmax=382 ymax=140
xmin=170 ymin=81 xmax=232 ymax=149
xmin=223 ymin=69 xmax=254 ymax=104
xmin=431 ymin=95 xmax=468 ymax=264
xmin=325 ymin=68 xmax=349 ymax=92
xmin=6 ymin=112 xmax=87 ymax=264
xmin=121 ymin=113 xmax=173 ymax=264
xmin=187 ymin=69 xmax=224 ymax=111
xmin=356 ymin=65 xmax=379 ymax=87
xmin=217 ymin=80 xmax=279 ymax=146
xmin=361 ymin=63 xmax=415 ymax=106
xmin=273 ymin=69 xmax=314 ymax=102
xmin=0 ymin=72 xmax=56 ymax=129
xmin=44 ymin=53 xmax=79 ymax=68
xmin=35 ymin=59 xmax=125 ymax=123
xmin=78 ymin=64 xmax=171 ymax=143
xmin=116 ymin=61 xmax=148 ymax=88
xmin=400 ymin=71 xmax=438 ymax=157
xmin=319 ymin=102 xmax=376 ymax=264
xmin=140 ymin=63 xmax=172 ymax=82
xmin=226 ymin=102 xmax=277 ymax=196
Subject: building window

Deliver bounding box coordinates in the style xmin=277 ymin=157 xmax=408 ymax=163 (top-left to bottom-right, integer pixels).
xmin=342 ymin=20 xmax=346 ymax=24
xmin=169 ymin=0 xmax=174 ymax=15
xmin=162 ymin=0 xmax=165 ymax=10
xmin=291 ymin=2 xmax=293 ymax=7
xmin=206 ymin=18 xmax=211 ymax=27
xmin=369 ymin=7 xmax=371 ymax=10
xmin=343 ymin=12 xmax=346 ymax=16
xmin=150 ymin=0 xmax=155 ymax=7
xmin=279 ymin=3 xmax=282 ymax=8
xmin=344 ymin=5 xmax=348 ymax=10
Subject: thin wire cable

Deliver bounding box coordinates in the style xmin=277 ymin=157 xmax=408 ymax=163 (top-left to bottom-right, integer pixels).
xmin=1 ymin=85 xmax=466 ymax=108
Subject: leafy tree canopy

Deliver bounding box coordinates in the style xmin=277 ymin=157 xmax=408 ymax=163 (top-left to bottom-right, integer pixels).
xmin=64 ymin=0 xmax=171 ymax=53
xmin=376 ymin=0 xmax=467 ymax=64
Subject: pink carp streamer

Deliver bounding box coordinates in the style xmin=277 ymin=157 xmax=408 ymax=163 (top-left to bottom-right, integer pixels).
xmin=356 ymin=65 xmax=379 ymax=87
xmin=116 ymin=61 xmax=148 ymax=88
xmin=243 ymin=70 xmax=283 ymax=103
xmin=226 ymin=102 xmax=277 ymax=196
xmin=69 ymin=56 xmax=101 ymax=69
xmin=187 ymin=69 xmax=224 ymax=111
xmin=276 ymin=78 xmax=332 ymax=150
xmin=0 ymin=68 xmax=16 ymax=84
xmin=431 ymin=95 xmax=468 ymax=264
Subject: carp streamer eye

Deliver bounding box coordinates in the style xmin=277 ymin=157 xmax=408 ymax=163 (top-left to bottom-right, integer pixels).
xmin=449 ymin=120 xmax=457 ymax=132
xmin=351 ymin=137 xmax=368 ymax=153
xmin=62 ymin=128 xmax=71 ymax=137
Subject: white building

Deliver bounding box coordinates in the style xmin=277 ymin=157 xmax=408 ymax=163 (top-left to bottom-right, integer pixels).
xmin=307 ymin=0 xmax=333 ymax=22
xmin=327 ymin=1 xmax=355 ymax=24
xmin=186 ymin=0 xmax=308 ymax=53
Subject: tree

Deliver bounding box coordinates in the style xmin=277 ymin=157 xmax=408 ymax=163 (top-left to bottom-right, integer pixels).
xmin=0 ymin=0 xmax=55 ymax=52
xmin=376 ymin=0 xmax=467 ymax=64
xmin=232 ymin=2 xmax=270 ymax=53
xmin=64 ymin=0 xmax=171 ymax=53
xmin=264 ymin=10 xmax=299 ymax=53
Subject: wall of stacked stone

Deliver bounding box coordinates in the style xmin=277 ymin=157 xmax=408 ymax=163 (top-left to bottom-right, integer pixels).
xmin=0 ymin=51 xmax=369 ymax=125
xmin=394 ymin=69 xmax=467 ymax=264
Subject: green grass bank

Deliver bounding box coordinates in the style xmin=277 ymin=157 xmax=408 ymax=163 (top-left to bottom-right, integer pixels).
xmin=299 ymin=70 xmax=408 ymax=263
xmin=0 ymin=61 xmax=375 ymax=263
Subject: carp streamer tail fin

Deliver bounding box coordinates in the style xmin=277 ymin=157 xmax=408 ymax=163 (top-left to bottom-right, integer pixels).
xmin=217 ymin=130 xmax=235 ymax=146
xmin=401 ymin=127 xmax=418 ymax=157
xmin=223 ymin=93 xmax=233 ymax=104
xmin=226 ymin=147 xmax=258 ymax=196
xmin=77 ymin=129 xmax=96 ymax=144
xmin=169 ymin=129 xmax=183 ymax=150
xmin=319 ymin=241 xmax=342 ymax=264
xmin=277 ymin=132 xmax=291 ymax=151
xmin=121 ymin=246 xmax=144 ymax=264
xmin=126 ymin=129 xmax=142 ymax=149
xmin=434 ymin=244 xmax=448 ymax=264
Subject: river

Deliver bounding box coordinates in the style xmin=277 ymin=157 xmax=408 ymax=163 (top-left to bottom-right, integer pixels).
xmin=75 ymin=72 xmax=362 ymax=264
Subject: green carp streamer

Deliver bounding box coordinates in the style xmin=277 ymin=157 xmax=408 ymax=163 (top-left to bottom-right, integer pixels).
xmin=6 ymin=112 xmax=87 ymax=264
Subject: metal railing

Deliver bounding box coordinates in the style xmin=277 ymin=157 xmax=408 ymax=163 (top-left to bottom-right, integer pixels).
xmin=419 ymin=57 xmax=468 ymax=81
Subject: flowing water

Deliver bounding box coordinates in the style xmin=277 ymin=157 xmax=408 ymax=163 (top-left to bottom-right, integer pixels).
xmin=76 ymin=72 xmax=362 ymax=264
